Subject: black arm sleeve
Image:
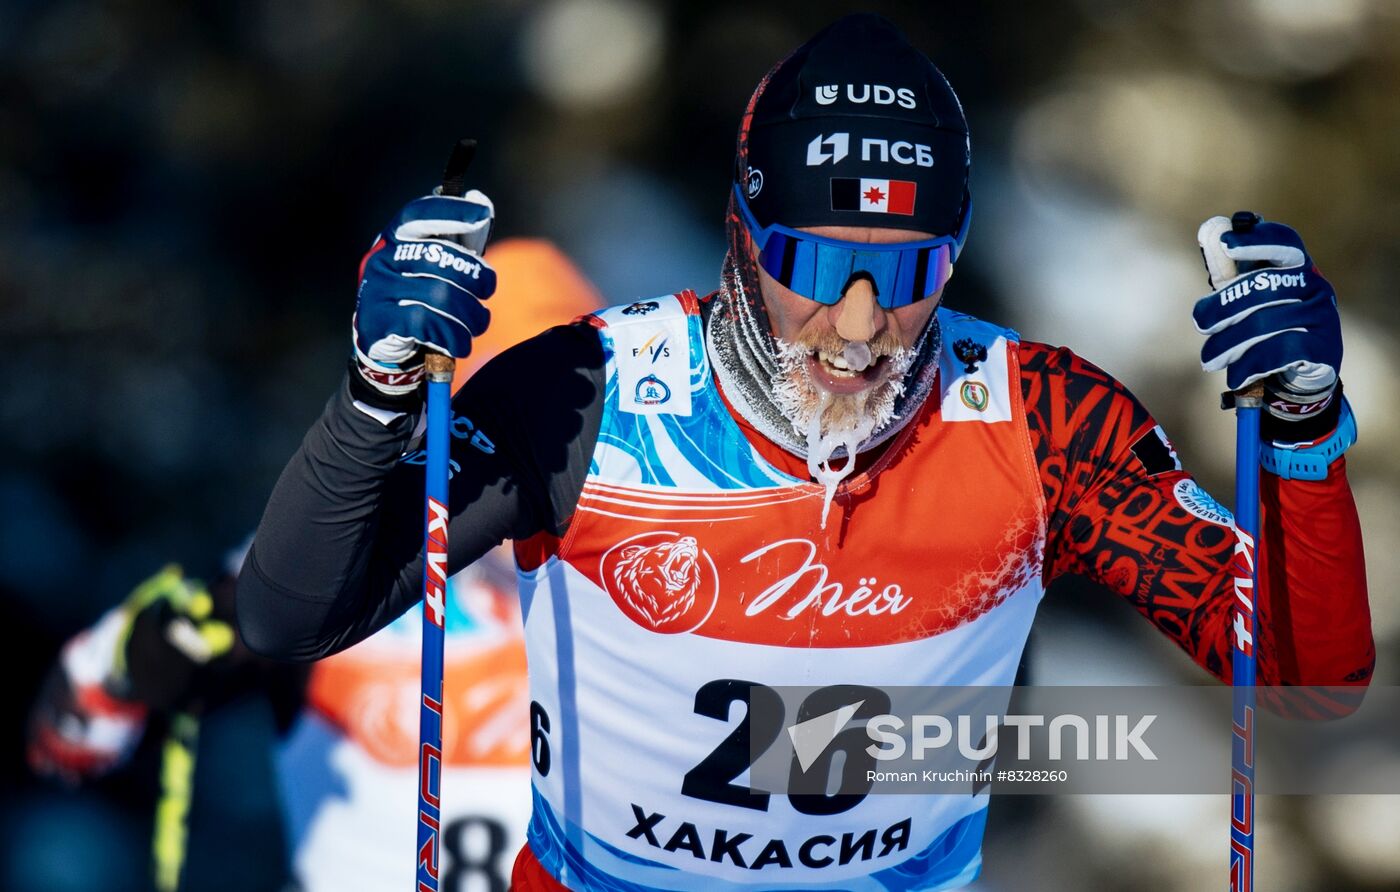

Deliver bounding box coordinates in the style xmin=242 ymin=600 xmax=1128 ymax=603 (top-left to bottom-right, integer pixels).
xmin=236 ymin=323 xmax=606 ymax=660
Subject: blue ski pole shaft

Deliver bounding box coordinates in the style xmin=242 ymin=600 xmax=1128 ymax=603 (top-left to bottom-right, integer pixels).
xmin=416 ymin=352 xmax=454 ymax=891
xmin=415 ymin=137 xmax=475 ymax=892
xmin=1229 ymin=383 xmax=1263 ymax=892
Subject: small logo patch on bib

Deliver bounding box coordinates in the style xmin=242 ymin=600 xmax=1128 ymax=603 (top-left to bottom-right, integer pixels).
xmin=634 ymin=374 xmax=671 ymax=406
xmin=959 ymin=381 xmax=989 ymax=411
xmin=1173 ymin=479 xmax=1234 ymax=527
xmin=612 ymin=310 xmax=692 ymax=416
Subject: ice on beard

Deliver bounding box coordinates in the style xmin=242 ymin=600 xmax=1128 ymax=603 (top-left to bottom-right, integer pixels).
xmin=769 ymin=338 xmax=915 ymax=529
xmin=843 ymin=342 xmax=873 ymax=372
xmin=805 ymin=390 xmax=876 ymax=531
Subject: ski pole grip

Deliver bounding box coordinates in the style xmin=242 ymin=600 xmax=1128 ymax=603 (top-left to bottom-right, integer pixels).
xmin=425 ymin=352 xmax=455 ymax=383
xmin=420 ymin=137 xmax=476 ymax=383
xmin=1230 ymin=211 xmax=1264 ymax=407
xmin=1230 ymin=210 xmax=1261 ymax=233
xmin=439 ymin=138 xmax=476 ymax=199
xmin=1232 ymin=381 xmax=1265 ymax=408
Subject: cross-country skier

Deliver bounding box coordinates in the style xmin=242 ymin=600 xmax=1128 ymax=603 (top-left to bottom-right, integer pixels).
xmin=236 ymin=15 xmax=1372 ymax=891
xmin=29 ymin=240 xmax=601 ymax=891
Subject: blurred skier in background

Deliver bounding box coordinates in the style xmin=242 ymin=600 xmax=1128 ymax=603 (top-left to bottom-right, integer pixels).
xmin=27 ymin=239 xmax=603 ymax=891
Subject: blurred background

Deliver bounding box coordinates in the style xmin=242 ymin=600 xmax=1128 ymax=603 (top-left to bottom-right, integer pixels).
xmin=2 ymin=0 xmax=1397 ymax=889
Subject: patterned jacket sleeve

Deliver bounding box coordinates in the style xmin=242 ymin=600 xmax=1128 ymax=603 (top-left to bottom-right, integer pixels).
xmin=1019 ymin=341 xmax=1373 ymax=692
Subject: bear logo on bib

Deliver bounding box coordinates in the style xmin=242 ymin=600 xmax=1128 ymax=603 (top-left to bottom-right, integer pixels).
xmin=600 ymin=532 xmax=719 ymax=633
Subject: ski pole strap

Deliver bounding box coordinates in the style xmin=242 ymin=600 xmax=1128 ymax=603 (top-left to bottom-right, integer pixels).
xmin=1260 ymin=397 xmax=1356 ymax=481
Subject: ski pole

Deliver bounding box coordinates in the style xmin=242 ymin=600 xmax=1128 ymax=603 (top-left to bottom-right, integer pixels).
xmin=153 ymin=711 xmax=198 ymax=892
xmin=1216 ymin=210 xmax=1263 ymax=892
xmin=416 ymin=138 xmax=475 ymax=892
xmin=1228 ymin=380 xmax=1260 ymax=892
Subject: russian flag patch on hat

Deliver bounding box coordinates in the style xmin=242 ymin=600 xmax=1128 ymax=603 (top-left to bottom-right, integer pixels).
xmin=830 ymin=178 xmax=917 ymax=216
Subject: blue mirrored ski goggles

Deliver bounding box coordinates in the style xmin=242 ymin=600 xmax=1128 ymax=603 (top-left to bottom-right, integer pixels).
xmin=734 ymin=184 xmax=969 ymax=309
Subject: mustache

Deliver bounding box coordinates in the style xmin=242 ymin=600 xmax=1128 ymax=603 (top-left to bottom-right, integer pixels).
xmin=793 ymin=326 xmax=904 ymax=359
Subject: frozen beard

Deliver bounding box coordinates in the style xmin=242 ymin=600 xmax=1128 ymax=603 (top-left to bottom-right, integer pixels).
xmin=770 ymin=327 xmax=914 ymax=527
xmin=706 ymin=227 xmax=943 ymax=530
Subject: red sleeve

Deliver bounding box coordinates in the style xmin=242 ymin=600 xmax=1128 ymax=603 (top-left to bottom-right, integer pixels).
xmin=1020 ymin=341 xmax=1373 ymax=689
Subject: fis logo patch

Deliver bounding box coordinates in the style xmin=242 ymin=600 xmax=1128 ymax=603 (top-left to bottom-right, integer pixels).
xmin=631 ymin=332 xmax=671 ymax=364
xmin=612 ymin=305 xmax=691 ymax=416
